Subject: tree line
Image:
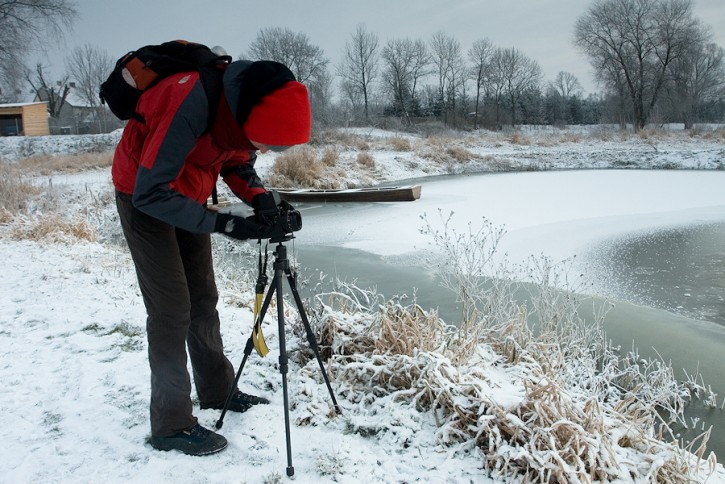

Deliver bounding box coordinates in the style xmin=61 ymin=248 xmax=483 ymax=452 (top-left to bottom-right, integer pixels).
xmin=1 ymin=0 xmax=723 ymax=134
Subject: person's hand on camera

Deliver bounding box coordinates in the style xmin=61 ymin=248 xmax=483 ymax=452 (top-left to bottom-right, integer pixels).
xmin=252 ymin=191 xmax=280 ymax=226
xmin=214 ymin=213 xmax=264 ymax=240
xmin=278 ymin=199 xmax=295 ymax=212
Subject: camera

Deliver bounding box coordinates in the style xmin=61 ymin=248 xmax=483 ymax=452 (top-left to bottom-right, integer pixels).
xmin=277 ymin=206 xmax=302 ymax=233
xmin=248 ymin=191 xmax=302 ymax=242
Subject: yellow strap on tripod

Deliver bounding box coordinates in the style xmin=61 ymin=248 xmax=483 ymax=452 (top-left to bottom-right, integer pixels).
xmin=252 ymin=292 xmax=269 ymax=357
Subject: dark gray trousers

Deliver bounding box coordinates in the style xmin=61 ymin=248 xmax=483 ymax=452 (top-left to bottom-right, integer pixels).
xmin=116 ymin=191 xmax=235 ymax=437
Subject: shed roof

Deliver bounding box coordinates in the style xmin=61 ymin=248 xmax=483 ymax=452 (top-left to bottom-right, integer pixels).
xmin=0 ymin=102 xmax=47 ymax=109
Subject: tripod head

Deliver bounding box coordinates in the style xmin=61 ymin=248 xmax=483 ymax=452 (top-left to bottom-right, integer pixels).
xmin=268 ymin=233 xmax=295 ymax=244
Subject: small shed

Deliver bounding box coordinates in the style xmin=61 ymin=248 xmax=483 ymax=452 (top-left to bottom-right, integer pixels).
xmin=0 ymin=102 xmax=49 ymax=136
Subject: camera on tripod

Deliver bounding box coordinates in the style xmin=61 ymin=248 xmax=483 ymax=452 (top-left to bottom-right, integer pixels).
xmin=251 ymin=190 xmax=302 ymax=242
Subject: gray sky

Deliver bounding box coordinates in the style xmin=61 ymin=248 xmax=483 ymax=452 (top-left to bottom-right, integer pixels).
xmin=47 ymin=0 xmax=725 ymax=95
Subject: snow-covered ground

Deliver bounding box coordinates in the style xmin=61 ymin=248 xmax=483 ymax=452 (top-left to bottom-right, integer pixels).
xmin=1 ymin=126 xmax=725 ymax=483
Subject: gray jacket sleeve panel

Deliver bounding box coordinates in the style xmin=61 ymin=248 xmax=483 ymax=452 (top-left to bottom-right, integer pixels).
xmin=132 ymin=81 xmax=217 ymax=234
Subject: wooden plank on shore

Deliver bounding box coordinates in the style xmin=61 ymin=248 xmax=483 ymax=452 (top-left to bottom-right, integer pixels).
xmin=275 ymin=185 xmax=422 ymax=203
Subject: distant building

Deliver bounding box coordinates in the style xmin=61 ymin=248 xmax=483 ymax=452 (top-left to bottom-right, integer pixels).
xmin=0 ymin=102 xmax=50 ymax=136
xmin=34 ymin=83 xmax=122 ymax=135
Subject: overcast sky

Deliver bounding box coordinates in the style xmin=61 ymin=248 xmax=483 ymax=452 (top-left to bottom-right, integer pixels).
xmin=46 ymin=0 xmax=725 ymax=95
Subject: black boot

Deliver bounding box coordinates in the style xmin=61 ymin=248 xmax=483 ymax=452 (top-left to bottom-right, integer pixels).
xmin=148 ymin=423 xmax=227 ymax=456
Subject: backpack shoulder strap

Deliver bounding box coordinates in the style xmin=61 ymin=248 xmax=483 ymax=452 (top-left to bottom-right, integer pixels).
xmin=198 ymin=65 xmax=226 ymax=132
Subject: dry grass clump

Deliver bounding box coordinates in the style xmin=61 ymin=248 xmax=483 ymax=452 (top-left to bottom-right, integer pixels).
xmin=373 ymin=303 xmax=447 ymax=356
xmin=319 ymin=146 xmax=340 ymax=167
xmin=312 ymin=291 xmax=711 ymax=482
xmin=315 ymin=129 xmax=370 ymax=150
xmin=0 ymin=164 xmax=42 ymax=216
xmin=386 ymin=137 xmax=412 ymax=152
xmin=9 ymin=213 xmax=97 ymax=242
xmin=589 ymin=127 xmax=616 ymax=141
xmin=356 ymin=151 xmax=375 ymax=169
xmin=446 ymin=146 xmax=473 ymax=162
xmin=700 ymin=127 xmax=725 ymax=140
xmin=0 ymin=207 xmax=13 ymax=224
xmin=425 ymin=134 xmax=456 ymax=151
xmin=558 ymin=132 xmax=584 ymax=143
xmin=638 ymin=127 xmax=668 ymax=141
xmin=269 ymin=146 xmax=325 ymax=188
xmin=509 ymin=131 xmax=531 ymax=145
xmin=16 ymin=152 xmax=113 ymax=176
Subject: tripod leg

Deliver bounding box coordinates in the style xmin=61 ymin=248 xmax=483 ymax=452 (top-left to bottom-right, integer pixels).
xmin=215 ymin=337 xmax=252 ymax=429
xmin=274 ymin=265 xmax=295 ymax=477
xmin=216 ymin=282 xmax=278 ymax=429
xmin=285 ymin=269 xmax=342 ymax=415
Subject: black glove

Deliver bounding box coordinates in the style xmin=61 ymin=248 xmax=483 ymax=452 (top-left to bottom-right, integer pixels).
xmin=278 ymin=199 xmax=295 ymax=212
xmin=214 ymin=213 xmax=264 ymax=240
xmin=252 ymin=191 xmax=281 ymax=226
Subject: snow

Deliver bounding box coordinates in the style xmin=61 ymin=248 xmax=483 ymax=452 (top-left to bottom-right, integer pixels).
xmin=1 ymin=126 xmax=725 ymax=483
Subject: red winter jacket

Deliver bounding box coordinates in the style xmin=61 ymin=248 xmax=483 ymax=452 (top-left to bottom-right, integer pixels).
xmin=112 ymin=70 xmax=266 ymax=233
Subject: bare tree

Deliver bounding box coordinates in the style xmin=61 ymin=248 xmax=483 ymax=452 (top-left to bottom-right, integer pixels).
xmin=381 ymin=38 xmax=431 ymax=125
xmin=247 ymin=27 xmax=331 ymax=125
xmin=26 ymin=63 xmax=70 ymax=118
xmin=487 ymin=48 xmax=509 ymax=128
xmin=574 ymin=0 xmax=701 ymax=131
xmin=468 ymin=38 xmax=494 ymax=130
xmin=0 ymin=0 xmax=77 ymax=88
xmin=337 ymin=24 xmax=379 ymax=124
xmin=495 ymin=47 xmax=542 ymax=127
xmin=408 ymin=39 xmax=431 ymax=109
xmin=66 ymin=43 xmax=116 ymax=132
xmin=666 ymin=30 xmax=725 ymax=128
xmin=430 ymin=31 xmax=466 ymax=126
xmin=66 ymin=43 xmax=113 ymax=109
xmin=247 ymin=27 xmax=329 ymax=85
xmin=545 ymin=71 xmax=584 ymax=125
xmin=552 ymin=71 xmax=583 ymax=100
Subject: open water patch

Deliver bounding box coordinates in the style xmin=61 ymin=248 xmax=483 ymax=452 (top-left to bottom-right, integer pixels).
xmin=587 ymin=221 xmax=725 ymax=326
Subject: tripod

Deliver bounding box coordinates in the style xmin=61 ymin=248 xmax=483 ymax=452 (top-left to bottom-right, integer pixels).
xmin=215 ymin=235 xmax=342 ymax=477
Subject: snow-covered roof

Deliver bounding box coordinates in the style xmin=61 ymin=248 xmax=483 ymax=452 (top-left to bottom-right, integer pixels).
xmin=64 ymin=86 xmax=93 ymax=108
xmin=0 ymin=101 xmax=47 ymax=108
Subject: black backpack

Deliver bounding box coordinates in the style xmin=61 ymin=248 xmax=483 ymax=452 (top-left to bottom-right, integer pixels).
xmin=99 ymin=40 xmax=231 ymax=125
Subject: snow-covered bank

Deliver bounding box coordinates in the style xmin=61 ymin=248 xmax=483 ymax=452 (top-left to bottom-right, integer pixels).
xmin=2 ymin=127 xmax=725 ymax=483
xmin=0 ymin=239 xmax=499 ymax=483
